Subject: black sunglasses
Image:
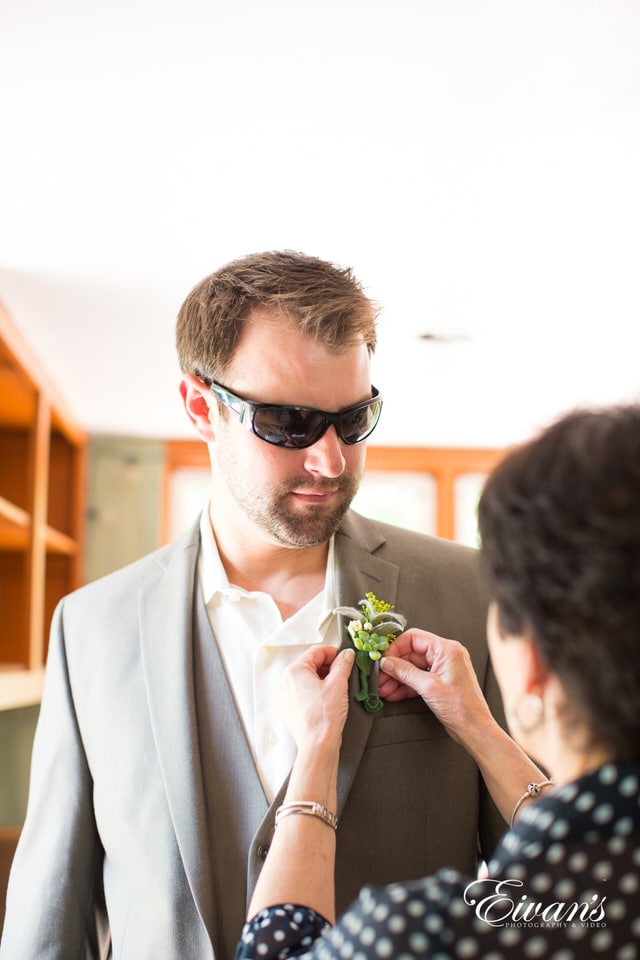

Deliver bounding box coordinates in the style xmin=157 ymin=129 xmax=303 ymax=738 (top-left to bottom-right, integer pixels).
xmin=201 ymin=378 xmax=383 ymax=449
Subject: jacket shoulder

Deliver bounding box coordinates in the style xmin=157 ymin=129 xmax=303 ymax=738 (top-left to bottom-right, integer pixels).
xmin=65 ymin=520 xmax=200 ymax=609
xmin=339 ymin=510 xmax=486 ymax=640
xmin=340 ymin=509 xmax=479 ymax=568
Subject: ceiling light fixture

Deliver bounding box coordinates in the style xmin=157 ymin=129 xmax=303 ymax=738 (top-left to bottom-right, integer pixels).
xmin=418 ymin=332 xmax=470 ymax=343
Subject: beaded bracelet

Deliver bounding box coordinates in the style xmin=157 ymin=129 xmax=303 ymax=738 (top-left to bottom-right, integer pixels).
xmin=275 ymin=801 xmax=338 ymax=831
xmin=510 ymin=780 xmax=555 ymax=828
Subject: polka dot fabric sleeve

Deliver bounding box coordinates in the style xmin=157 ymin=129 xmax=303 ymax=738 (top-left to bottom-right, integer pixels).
xmin=236 ymin=764 xmax=640 ymax=958
xmin=236 ymin=904 xmax=332 ymax=959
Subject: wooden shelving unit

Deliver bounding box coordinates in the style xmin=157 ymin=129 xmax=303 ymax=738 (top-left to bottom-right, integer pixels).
xmin=0 ymin=302 xmax=86 ymax=710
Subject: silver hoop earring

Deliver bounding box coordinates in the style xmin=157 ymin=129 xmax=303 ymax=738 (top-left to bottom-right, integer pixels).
xmin=507 ymin=692 xmax=544 ymax=734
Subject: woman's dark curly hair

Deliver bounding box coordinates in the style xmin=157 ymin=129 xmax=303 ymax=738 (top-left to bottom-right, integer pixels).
xmin=478 ymin=405 xmax=640 ymax=763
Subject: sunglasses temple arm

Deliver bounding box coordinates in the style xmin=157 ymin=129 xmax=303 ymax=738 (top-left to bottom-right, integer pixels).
xmin=211 ymin=384 xmax=253 ymax=427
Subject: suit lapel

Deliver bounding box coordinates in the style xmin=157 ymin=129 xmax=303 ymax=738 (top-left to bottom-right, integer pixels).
xmin=333 ymin=512 xmax=400 ymax=814
xmin=138 ymin=522 xmax=216 ymax=940
xmin=249 ymin=512 xmax=400 ymax=890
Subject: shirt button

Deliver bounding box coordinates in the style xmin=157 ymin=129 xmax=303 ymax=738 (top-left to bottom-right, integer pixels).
xmin=263 ymin=730 xmax=277 ymax=746
xmin=257 ymin=844 xmax=270 ymax=860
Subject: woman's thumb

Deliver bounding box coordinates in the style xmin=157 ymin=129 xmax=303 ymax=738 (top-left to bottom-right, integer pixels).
xmin=380 ymin=655 xmax=429 ymax=692
xmin=332 ymin=647 xmax=355 ymax=676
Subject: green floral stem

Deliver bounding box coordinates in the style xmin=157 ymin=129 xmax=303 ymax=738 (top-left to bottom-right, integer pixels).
xmin=354 ymin=651 xmax=384 ymax=714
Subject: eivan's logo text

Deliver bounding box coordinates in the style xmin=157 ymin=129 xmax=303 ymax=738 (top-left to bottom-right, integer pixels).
xmin=463 ymin=878 xmax=607 ymax=928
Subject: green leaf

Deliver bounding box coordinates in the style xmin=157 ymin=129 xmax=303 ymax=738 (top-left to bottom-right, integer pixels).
xmin=370 ymin=619 xmax=406 ymax=635
xmin=335 ymin=605 xmax=364 ymax=621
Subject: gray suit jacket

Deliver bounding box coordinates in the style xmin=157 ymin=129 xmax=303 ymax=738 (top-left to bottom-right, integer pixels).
xmin=1 ymin=511 xmax=506 ymax=960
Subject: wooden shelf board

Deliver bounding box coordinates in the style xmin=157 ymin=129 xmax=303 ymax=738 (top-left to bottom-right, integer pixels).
xmin=0 ymin=513 xmax=78 ymax=555
xmin=0 ymin=496 xmax=30 ymax=528
xmin=0 ymin=527 xmax=29 ymax=550
xmin=0 ymin=498 xmax=30 ymax=549
xmin=44 ymin=526 xmax=78 ymax=555
xmin=0 ymin=667 xmax=45 ymax=710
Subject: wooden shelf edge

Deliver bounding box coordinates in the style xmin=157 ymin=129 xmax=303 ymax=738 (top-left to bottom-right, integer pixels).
xmin=0 ymin=511 xmax=79 ymax=554
xmin=0 ymin=496 xmax=30 ymax=529
xmin=44 ymin=526 xmax=78 ymax=555
xmin=0 ymin=668 xmax=45 ymax=710
xmin=0 ymin=496 xmax=30 ymax=548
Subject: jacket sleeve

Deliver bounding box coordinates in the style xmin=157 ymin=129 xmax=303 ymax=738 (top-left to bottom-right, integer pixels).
xmin=0 ymin=599 xmax=109 ymax=960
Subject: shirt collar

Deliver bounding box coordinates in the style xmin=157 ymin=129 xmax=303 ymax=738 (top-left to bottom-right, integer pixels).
xmin=198 ymin=506 xmax=337 ymax=624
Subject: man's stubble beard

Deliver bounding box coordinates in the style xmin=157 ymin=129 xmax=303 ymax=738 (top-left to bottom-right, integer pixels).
xmin=231 ymin=471 xmax=362 ymax=548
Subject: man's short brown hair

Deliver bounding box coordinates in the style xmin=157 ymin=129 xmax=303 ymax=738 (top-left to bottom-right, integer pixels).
xmin=176 ymin=250 xmax=378 ymax=381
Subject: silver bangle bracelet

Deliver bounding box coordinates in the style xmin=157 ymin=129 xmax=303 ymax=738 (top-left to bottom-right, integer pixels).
xmin=275 ymin=800 xmax=338 ymax=831
xmin=510 ymin=780 xmax=555 ymax=828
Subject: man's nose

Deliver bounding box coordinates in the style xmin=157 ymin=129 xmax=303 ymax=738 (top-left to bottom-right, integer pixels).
xmin=302 ymin=425 xmax=346 ymax=478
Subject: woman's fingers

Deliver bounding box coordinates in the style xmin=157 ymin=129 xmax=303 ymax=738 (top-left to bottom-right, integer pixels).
xmin=377 ymin=629 xmax=440 ymax=700
xmin=380 ymin=655 xmax=432 ymax=698
xmin=280 ymin=646 xmax=355 ymax=747
xmin=294 ymin=643 xmax=340 ymax=676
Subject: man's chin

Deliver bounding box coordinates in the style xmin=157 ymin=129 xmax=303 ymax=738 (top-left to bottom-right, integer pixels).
xmin=269 ymin=501 xmax=351 ymax=547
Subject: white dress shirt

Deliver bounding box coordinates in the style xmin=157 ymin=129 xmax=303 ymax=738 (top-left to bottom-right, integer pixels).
xmin=198 ymin=509 xmax=340 ymax=802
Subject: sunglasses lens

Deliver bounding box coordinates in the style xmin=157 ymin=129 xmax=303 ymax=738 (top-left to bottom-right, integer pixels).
xmin=251 ymin=394 xmax=382 ymax=448
xmin=252 ymin=407 xmax=327 ymax=448
xmin=338 ymin=399 xmax=382 ymax=444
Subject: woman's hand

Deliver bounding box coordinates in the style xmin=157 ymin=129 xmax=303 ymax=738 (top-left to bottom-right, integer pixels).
xmin=379 ymin=630 xmax=547 ymax=825
xmin=249 ymin=646 xmax=354 ymax=924
xmin=378 ymin=629 xmax=494 ymax=747
xmin=279 ymin=646 xmax=355 ymax=753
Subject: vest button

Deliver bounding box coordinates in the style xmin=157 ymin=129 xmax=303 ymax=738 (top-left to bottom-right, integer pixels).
xmin=257 ymin=844 xmax=270 ymax=861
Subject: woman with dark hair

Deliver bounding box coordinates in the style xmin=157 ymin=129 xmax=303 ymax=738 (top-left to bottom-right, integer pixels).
xmin=236 ymin=405 xmax=640 ymax=959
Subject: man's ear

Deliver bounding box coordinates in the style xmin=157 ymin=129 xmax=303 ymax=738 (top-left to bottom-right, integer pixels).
xmin=180 ymin=374 xmax=216 ymax=442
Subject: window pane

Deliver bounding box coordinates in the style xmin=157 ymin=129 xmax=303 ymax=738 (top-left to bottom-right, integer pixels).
xmin=454 ymin=472 xmax=487 ymax=547
xmin=352 ymin=471 xmax=437 ymax=535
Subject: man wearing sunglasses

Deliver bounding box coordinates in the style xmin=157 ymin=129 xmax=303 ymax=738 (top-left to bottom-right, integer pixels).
xmin=3 ymin=251 xmax=505 ymax=960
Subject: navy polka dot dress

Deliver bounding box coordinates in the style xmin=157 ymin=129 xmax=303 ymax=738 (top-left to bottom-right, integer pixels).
xmin=236 ymin=763 xmax=640 ymax=959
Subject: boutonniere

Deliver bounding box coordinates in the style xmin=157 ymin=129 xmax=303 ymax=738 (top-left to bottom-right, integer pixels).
xmin=335 ymin=593 xmax=407 ymax=714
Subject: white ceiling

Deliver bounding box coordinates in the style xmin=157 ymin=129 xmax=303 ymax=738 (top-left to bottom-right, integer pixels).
xmin=1 ymin=0 xmax=639 ymax=448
